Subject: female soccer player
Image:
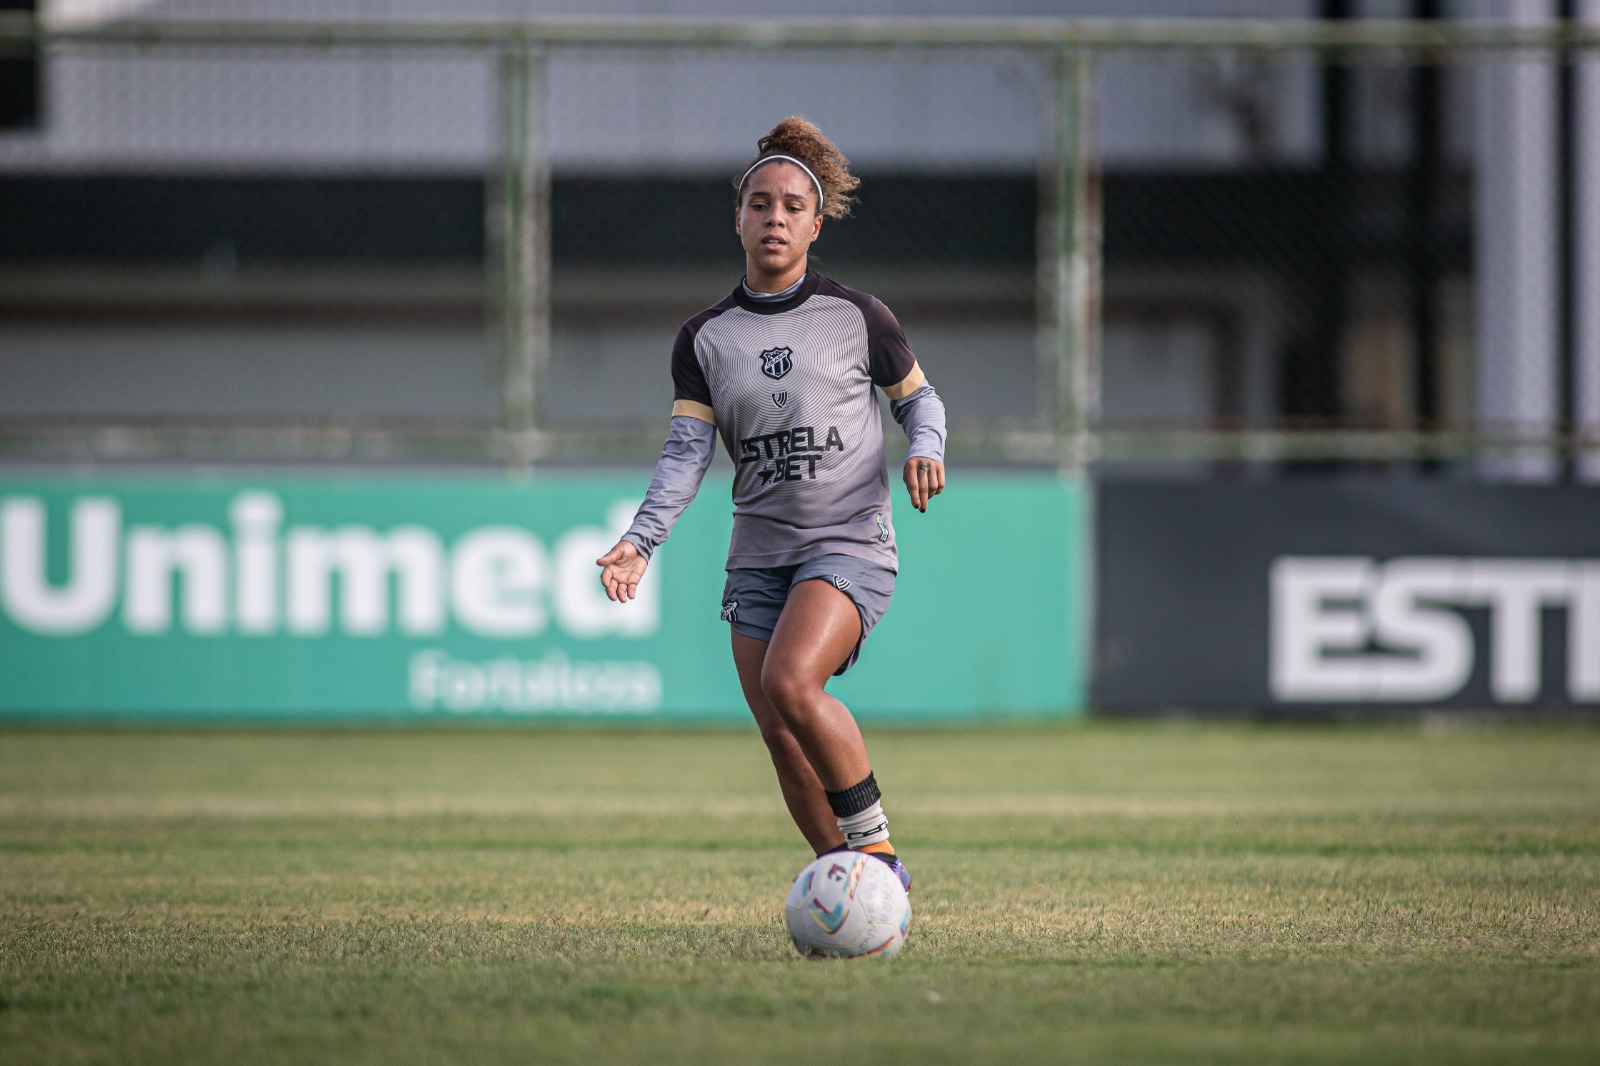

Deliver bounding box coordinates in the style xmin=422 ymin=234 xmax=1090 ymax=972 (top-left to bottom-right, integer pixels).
xmin=596 ymin=117 xmax=947 ymax=892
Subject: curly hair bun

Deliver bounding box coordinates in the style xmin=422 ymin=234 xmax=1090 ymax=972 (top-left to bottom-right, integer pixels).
xmin=737 ymin=116 xmax=859 ymax=220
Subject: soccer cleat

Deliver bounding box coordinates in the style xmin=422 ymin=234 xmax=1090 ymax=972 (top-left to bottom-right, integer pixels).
xmin=811 ymin=844 xmax=911 ymax=893
xmin=869 ymin=851 xmax=912 ymax=894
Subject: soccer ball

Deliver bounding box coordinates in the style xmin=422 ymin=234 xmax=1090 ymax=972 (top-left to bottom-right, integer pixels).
xmin=784 ymin=850 xmax=911 ymax=959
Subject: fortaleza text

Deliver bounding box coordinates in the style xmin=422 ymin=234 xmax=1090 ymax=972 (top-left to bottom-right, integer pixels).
xmin=409 ymin=649 xmax=661 ymax=714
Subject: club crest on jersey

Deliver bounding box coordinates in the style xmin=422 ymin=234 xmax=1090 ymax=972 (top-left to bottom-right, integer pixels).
xmin=759 ymin=346 xmax=794 ymax=381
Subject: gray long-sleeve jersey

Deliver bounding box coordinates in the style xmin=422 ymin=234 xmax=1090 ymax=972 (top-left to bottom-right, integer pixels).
xmin=622 ymin=271 xmax=946 ymax=573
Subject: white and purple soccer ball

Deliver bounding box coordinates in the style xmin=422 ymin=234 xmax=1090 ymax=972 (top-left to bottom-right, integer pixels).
xmin=784 ymin=850 xmax=911 ymax=959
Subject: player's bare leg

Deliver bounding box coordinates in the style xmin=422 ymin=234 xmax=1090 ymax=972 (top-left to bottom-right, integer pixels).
xmin=732 ymin=631 xmax=843 ymax=854
xmin=757 ymin=579 xmax=873 ymax=789
xmin=736 ymin=579 xmax=910 ymax=888
xmin=763 ymin=580 xmax=909 ymax=886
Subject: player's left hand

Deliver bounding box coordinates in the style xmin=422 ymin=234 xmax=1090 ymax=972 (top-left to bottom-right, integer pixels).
xmin=902 ymin=456 xmax=945 ymax=513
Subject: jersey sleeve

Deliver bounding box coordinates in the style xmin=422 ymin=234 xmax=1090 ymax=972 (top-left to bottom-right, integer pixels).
xmin=620 ymin=415 xmax=717 ymax=560
xmin=669 ymin=322 xmax=715 ymax=423
xmin=891 ymin=384 xmax=947 ymax=464
xmin=862 ymin=296 xmax=927 ymax=400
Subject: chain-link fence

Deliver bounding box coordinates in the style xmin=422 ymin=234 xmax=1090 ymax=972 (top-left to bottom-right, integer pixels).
xmin=1095 ymin=24 xmax=1600 ymax=475
xmin=2 ymin=15 xmax=1598 ymax=472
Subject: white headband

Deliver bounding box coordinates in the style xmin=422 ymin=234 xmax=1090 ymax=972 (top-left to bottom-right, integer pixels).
xmin=739 ymin=154 xmax=824 ymax=207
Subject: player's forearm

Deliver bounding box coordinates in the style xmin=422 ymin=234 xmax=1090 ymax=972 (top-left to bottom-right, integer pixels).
xmin=621 ymin=415 xmax=717 ymax=560
xmin=891 ymin=383 xmax=947 ymax=465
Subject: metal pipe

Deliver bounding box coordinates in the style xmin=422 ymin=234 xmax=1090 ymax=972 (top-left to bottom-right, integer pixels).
xmin=1580 ymin=0 xmax=1600 ymax=479
xmin=7 ymin=421 xmax=1598 ymax=467
xmin=5 ymin=14 xmax=1600 ymax=52
xmin=1033 ymin=52 xmax=1061 ymax=437
xmin=1055 ymin=49 xmax=1102 ymax=473
xmin=493 ymin=44 xmax=549 ymax=472
xmin=1475 ymin=0 xmax=1561 ymax=481
xmin=1053 ymin=49 xmax=1080 ymax=471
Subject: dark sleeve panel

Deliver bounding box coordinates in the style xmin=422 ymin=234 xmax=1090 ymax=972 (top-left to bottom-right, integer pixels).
xmin=860 ymin=295 xmax=919 ymax=389
xmin=670 ymin=320 xmax=713 ymax=407
xmin=813 ymin=276 xmax=919 ymax=388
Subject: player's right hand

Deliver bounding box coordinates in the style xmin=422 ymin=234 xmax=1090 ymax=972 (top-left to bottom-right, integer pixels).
xmin=596 ymin=539 xmax=649 ymax=603
xmin=903 ymin=456 xmax=946 ymax=513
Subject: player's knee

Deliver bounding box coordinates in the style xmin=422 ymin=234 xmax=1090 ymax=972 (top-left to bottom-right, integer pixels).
xmin=759 ymin=664 xmax=816 ymax=726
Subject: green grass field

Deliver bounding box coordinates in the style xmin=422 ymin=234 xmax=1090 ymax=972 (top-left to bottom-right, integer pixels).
xmin=3 ymin=722 xmax=1598 ymax=1065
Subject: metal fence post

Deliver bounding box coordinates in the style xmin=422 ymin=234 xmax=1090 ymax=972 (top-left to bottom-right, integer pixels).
xmin=1051 ymin=48 xmax=1102 ymax=473
xmin=1035 ymin=51 xmax=1063 ymax=447
xmin=494 ymin=40 xmax=550 ymax=472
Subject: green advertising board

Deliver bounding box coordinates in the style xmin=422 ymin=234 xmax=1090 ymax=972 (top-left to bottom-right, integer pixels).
xmin=0 ymin=473 xmax=1086 ymax=722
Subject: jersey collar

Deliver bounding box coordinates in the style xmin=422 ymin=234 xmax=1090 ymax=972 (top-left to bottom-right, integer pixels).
xmin=733 ymin=270 xmax=821 ymax=316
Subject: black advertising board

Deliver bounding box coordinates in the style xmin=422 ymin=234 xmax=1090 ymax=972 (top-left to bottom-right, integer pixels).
xmin=1094 ymin=480 xmax=1600 ymax=710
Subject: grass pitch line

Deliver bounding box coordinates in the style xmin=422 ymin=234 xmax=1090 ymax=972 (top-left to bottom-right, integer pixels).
xmin=3 ymin=725 xmax=1598 ymax=1066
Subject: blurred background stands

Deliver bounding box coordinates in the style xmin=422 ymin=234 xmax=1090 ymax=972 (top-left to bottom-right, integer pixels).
xmin=0 ymin=0 xmax=1598 ymax=478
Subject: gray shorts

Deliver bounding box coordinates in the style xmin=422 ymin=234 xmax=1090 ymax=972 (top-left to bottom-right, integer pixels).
xmin=721 ymin=554 xmax=896 ymax=675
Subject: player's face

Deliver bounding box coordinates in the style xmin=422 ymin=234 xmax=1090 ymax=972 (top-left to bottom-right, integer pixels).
xmin=736 ymin=162 xmax=823 ymax=291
